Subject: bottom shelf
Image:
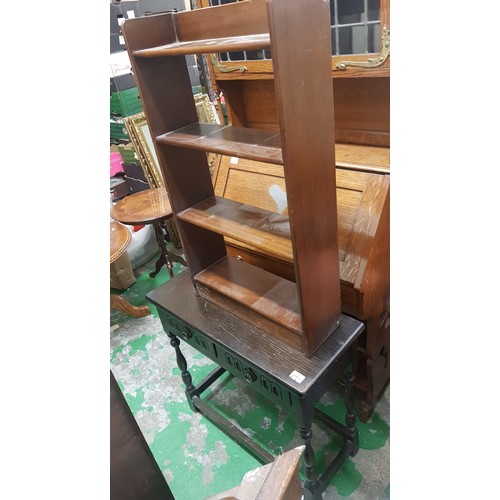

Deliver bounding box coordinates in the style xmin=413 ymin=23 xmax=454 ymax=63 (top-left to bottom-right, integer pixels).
xmin=195 ymin=256 xmax=303 ymax=351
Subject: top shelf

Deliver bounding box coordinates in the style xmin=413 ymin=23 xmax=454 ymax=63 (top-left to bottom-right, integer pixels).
xmin=133 ymin=33 xmax=271 ymax=58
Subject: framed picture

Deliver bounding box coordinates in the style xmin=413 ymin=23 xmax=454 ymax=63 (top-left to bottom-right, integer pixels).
xmin=123 ymin=112 xmax=164 ymax=189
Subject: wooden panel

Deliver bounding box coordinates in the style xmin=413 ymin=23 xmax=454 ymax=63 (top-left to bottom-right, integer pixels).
xmin=178 ymin=196 xmax=292 ymax=261
xmin=175 ymin=0 xmax=269 ymax=42
xmin=133 ymin=33 xmax=270 ymax=58
xmin=218 ymin=77 xmax=390 ymax=147
xmin=157 ymin=123 xmax=282 ymax=164
xmin=268 ymin=0 xmax=341 ymax=356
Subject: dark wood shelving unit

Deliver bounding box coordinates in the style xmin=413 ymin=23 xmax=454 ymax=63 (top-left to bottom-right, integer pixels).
xmin=122 ymin=0 xmax=342 ymax=357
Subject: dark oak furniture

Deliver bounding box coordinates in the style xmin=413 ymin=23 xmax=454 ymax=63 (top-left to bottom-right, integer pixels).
xmin=111 ymin=188 xmax=187 ymax=278
xmin=148 ymin=270 xmax=365 ymax=500
xmin=122 ymin=0 xmax=344 ymax=358
xmin=110 ymin=370 xmax=174 ymax=500
xmin=110 ymin=220 xmax=150 ymax=317
xmin=212 ymin=155 xmax=389 ymax=422
xmin=201 ymin=0 xmax=390 ymax=422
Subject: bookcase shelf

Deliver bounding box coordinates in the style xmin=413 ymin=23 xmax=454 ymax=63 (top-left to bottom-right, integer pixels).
xmin=133 ymin=33 xmax=270 ymax=57
xmin=178 ymin=195 xmax=292 ymax=261
xmin=157 ymin=123 xmax=282 ymax=164
xmin=122 ymin=0 xmax=342 ymax=357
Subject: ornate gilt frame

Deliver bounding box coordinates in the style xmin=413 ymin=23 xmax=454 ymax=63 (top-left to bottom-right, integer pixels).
xmin=123 ymin=112 xmax=165 ymax=188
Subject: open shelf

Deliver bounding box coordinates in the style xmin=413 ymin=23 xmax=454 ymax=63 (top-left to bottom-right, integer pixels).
xmin=133 ymin=33 xmax=271 ymax=57
xmin=157 ymin=123 xmax=389 ymax=173
xmin=195 ymin=256 xmax=302 ymax=337
xmin=157 ymin=123 xmax=283 ymax=165
xmin=178 ymin=196 xmax=292 ymax=261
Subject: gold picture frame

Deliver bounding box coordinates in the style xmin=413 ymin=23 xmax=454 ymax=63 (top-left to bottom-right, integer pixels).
xmin=123 ymin=112 xmax=165 ymax=189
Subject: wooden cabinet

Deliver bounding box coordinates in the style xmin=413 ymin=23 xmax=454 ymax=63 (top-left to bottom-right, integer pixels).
xmin=122 ymin=0 xmax=345 ymax=357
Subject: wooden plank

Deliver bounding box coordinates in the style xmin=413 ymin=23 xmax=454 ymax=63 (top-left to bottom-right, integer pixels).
xmin=178 ymin=196 xmax=293 ymax=261
xmin=156 ymin=123 xmax=283 ymax=164
xmin=267 ymin=0 xmax=341 ymax=356
xmin=195 ymin=256 xmax=302 ymax=336
xmin=133 ymin=33 xmax=270 ymax=57
xmin=175 ymin=0 xmax=269 ymax=41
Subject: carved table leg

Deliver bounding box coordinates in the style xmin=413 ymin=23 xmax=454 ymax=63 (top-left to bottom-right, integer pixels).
xmin=298 ymin=407 xmax=320 ymax=500
xmin=165 ymin=330 xmax=197 ymax=412
xmin=110 ymin=294 xmax=150 ymax=318
xmin=345 ymin=343 xmax=359 ymax=456
xmin=150 ymin=222 xmax=174 ymax=279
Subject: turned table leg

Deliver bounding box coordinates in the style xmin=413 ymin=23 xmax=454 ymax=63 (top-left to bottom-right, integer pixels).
xmin=165 ymin=330 xmax=197 ymax=412
xmin=150 ymin=222 xmax=174 ymax=279
xmin=345 ymin=343 xmax=359 ymax=455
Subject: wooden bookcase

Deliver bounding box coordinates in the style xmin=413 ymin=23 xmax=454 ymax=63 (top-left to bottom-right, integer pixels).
xmin=122 ymin=0 xmax=343 ymax=357
xmin=196 ymin=0 xmax=390 ymax=422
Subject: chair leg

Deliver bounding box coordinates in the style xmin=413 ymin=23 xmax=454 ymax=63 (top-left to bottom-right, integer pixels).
xmin=111 ymin=294 xmax=150 ymax=318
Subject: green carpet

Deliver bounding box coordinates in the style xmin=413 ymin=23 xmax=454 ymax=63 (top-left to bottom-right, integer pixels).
xmin=110 ymin=258 xmax=390 ymax=499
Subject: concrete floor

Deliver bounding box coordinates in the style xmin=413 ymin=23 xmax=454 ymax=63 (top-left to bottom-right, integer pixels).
xmin=110 ymin=248 xmax=390 ymax=499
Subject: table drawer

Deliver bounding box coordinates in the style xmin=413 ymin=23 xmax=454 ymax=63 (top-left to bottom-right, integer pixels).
xmin=158 ymin=309 xmax=298 ymax=409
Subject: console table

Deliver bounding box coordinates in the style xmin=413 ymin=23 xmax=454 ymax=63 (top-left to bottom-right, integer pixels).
xmin=147 ymin=270 xmax=365 ymax=499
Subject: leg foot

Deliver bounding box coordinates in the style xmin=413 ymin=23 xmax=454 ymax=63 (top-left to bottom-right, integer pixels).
xmin=110 ymin=294 xmax=150 ymax=318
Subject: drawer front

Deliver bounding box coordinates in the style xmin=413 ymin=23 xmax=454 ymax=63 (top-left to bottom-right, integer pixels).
xmin=158 ymin=309 xmax=298 ymax=409
xmin=158 ymin=310 xmax=216 ymax=359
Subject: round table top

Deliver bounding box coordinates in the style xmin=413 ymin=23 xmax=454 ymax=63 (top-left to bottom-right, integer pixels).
xmin=110 ymin=221 xmax=132 ymax=264
xmin=111 ymin=188 xmax=173 ymax=226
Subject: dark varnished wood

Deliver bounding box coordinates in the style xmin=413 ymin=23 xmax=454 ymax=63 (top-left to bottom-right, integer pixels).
xmin=147 ymin=270 xmax=363 ymax=395
xmin=175 ymin=0 xmax=268 ymax=42
xmin=148 ymin=271 xmax=363 ymax=498
xmin=178 ymin=196 xmax=292 ymax=261
xmin=133 ymin=33 xmax=270 ymax=57
xmin=110 ymin=371 xmax=174 ymax=500
xmin=195 ymin=256 xmax=303 ymax=349
xmin=111 ymin=189 xmax=185 ymax=279
xmin=122 ymin=0 xmax=345 ymax=356
xmin=212 ymin=157 xmax=390 ymax=421
xmin=122 ymin=14 xmax=227 ymax=277
xmin=111 ymin=188 xmax=173 ymax=225
xmin=268 ymin=0 xmax=341 ymax=356
xmin=157 ymin=123 xmax=282 ymax=164
xmin=213 ymin=158 xmax=390 ymax=318
xmin=157 ymin=123 xmax=388 ymax=173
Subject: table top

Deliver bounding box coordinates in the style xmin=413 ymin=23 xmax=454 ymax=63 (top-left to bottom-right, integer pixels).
xmin=111 ymin=188 xmax=173 ymax=225
xmin=110 ymin=221 xmax=131 ymax=264
xmin=147 ymin=270 xmax=364 ymax=395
